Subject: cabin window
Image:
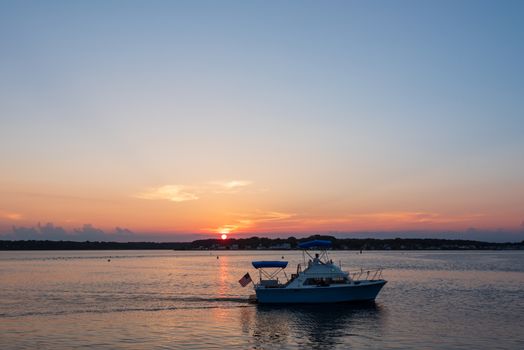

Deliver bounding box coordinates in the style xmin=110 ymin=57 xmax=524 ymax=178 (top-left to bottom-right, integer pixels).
xmin=304 ymin=278 xmax=327 ymax=286
xmin=303 ymin=277 xmax=347 ymax=286
xmin=331 ymin=277 xmax=347 ymax=284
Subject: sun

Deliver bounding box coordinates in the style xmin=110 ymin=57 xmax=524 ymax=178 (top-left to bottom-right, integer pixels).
xmin=221 ymin=234 xmax=228 ymax=240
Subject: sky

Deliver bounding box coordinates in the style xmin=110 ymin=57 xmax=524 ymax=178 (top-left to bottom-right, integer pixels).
xmin=1 ymin=0 xmax=523 ymax=242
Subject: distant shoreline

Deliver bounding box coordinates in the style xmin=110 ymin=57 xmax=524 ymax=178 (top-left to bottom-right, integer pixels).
xmin=1 ymin=235 xmax=523 ymax=251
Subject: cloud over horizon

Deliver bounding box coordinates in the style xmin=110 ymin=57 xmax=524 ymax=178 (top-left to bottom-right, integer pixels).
xmin=7 ymin=223 xmax=137 ymax=241
xmin=1 ymin=223 xmax=218 ymax=242
xmin=2 ymin=221 xmax=524 ymax=243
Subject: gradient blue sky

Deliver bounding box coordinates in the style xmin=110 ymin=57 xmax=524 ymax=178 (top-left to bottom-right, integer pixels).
xmin=1 ymin=1 xmax=523 ymax=241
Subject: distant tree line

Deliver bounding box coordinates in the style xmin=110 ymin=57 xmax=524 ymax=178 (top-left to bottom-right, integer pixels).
xmin=1 ymin=235 xmax=523 ymax=250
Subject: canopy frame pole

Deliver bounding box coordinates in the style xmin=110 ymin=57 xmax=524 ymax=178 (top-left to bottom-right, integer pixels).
xmin=303 ymin=248 xmax=330 ymax=264
xmin=259 ymin=267 xmax=285 ymax=280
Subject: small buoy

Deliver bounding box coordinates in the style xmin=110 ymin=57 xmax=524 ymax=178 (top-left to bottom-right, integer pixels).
xmin=217 ymin=256 xmax=219 ymax=259
xmin=108 ymin=259 xmax=111 ymax=262
xmin=282 ymin=256 xmax=285 ymax=259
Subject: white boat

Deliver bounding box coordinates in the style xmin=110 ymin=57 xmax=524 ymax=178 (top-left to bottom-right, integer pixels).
xmin=251 ymin=240 xmax=387 ymax=304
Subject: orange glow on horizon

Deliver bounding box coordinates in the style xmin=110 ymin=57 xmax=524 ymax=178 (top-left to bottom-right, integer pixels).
xmin=216 ymin=225 xmax=239 ymax=235
xmin=1 ymin=183 xmax=522 ymax=237
xmin=221 ymin=234 xmax=227 ymax=240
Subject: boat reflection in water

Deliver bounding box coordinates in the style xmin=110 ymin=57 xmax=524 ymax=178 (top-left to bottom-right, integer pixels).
xmin=241 ymin=302 xmax=385 ymax=349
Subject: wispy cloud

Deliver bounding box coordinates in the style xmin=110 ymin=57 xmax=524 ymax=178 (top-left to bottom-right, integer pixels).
xmin=212 ymin=210 xmax=488 ymax=234
xmin=202 ymin=210 xmax=487 ymax=235
xmin=298 ymin=211 xmax=485 ymax=229
xmin=135 ymin=185 xmax=200 ymax=202
xmin=215 ymin=224 xmax=240 ymax=234
xmin=135 ymin=180 xmax=253 ymax=202
xmin=210 ymin=180 xmax=253 ymax=193
xmin=247 ymin=210 xmax=294 ymax=223
xmin=349 ymin=211 xmax=485 ymax=224
xmin=206 ymin=210 xmax=295 ymax=234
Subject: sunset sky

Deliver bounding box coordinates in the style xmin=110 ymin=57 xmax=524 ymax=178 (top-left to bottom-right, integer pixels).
xmin=1 ymin=1 xmax=523 ymax=242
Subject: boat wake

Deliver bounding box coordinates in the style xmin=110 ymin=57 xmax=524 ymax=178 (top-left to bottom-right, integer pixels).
xmin=0 ymin=292 xmax=255 ymax=318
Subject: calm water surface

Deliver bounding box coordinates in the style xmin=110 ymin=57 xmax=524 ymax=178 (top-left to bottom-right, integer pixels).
xmin=1 ymin=250 xmax=523 ymax=349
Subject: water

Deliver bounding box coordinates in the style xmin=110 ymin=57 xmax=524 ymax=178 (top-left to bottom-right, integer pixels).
xmin=1 ymin=250 xmax=523 ymax=349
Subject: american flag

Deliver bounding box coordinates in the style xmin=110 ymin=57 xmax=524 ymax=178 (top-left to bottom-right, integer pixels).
xmin=238 ymin=272 xmax=252 ymax=287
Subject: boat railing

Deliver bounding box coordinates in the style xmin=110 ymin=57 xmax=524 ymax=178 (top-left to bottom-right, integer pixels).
xmin=349 ymin=267 xmax=384 ymax=281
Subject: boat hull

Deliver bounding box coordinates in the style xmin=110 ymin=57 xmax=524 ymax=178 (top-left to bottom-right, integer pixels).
xmin=255 ymin=280 xmax=387 ymax=304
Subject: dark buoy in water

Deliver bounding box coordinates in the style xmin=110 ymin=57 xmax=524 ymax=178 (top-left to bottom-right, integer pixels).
xmin=217 ymin=256 xmax=219 ymax=259
xmin=108 ymin=259 xmax=111 ymax=262
xmin=282 ymin=256 xmax=285 ymax=259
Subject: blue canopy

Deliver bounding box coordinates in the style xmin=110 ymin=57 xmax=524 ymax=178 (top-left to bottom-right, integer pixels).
xmin=252 ymin=261 xmax=288 ymax=269
xmin=298 ymin=240 xmax=332 ymax=249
